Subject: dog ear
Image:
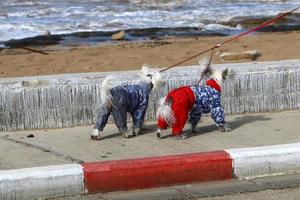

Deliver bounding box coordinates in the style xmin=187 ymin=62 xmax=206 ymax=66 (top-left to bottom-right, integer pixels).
xmin=222 ymin=68 xmax=235 ymax=80
xmin=222 ymin=68 xmax=229 ymax=79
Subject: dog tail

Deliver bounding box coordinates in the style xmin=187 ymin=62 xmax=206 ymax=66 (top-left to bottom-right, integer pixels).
xmin=100 ymin=75 xmax=114 ymax=106
xmin=156 ymin=96 xmax=175 ymax=125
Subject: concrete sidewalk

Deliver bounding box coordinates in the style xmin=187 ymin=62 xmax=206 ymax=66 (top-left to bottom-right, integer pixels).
xmin=1 ymin=110 xmax=300 ymax=170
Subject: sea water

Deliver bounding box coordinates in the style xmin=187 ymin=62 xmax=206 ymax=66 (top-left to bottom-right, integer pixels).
xmin=0 ymin=0 xmax=299 ymax=42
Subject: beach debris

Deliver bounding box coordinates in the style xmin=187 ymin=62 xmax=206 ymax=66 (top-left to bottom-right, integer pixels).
xmin=82 ymin=66 xmax=92 ymax=70
xmin=219 ymin=50 xmax=261 ymax=61
xmin=0 ymin=44 xmax=49 ymax=55
xmin=20 ymin=47 xmax=49 ymax=55
xmin=111 ymin=31 xmax=125 ymax=40
xmin=0 ymin=11 xmax=8 ymax=18
xmin=27 ymin=134 xmax=35 ymax=138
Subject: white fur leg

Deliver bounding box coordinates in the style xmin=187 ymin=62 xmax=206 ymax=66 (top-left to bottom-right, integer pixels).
xmin=156 ymin=128 xmax=162 ymax=138
xmin=91 ymin=128 xmax=101 ymax=140
xmin=92 ymin=128 xmax=99 ymax=136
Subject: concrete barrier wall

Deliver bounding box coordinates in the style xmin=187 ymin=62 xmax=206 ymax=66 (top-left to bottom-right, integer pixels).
xmin=0 ymin=60 xmax=299 ymax=131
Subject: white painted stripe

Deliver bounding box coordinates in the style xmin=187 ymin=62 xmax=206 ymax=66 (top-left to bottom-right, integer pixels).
xmin=0 ymin=164 xmax=84 ymax=200
xmin=226 ymin=143 xmax=300 ymax=179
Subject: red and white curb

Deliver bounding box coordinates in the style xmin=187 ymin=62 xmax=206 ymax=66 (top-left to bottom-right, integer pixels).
xmin=1 ymin=142 xmax=300 ymax=199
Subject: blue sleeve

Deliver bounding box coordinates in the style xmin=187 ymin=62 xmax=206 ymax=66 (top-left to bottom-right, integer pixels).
xmin=189 ymin=104 xmax=202 ymax=125
xmin=132 ymin=98 xmax=149 ymax=128
xmin=211 ymin=93 xmax=225 ymax=125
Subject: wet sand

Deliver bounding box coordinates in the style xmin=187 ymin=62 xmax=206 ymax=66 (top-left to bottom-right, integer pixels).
xmin=0 ymin=31 xmax=300 ymax=78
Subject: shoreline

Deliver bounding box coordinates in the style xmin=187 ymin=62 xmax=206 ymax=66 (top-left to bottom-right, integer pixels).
xmin=0 ymin=30 xmax=300 ymax=78
xmin=1 ymin=12 xmax=300 ymax=48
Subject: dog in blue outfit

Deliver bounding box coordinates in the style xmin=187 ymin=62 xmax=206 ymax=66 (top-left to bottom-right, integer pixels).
xmin=91 ymin=65 xmax=166 ymax=140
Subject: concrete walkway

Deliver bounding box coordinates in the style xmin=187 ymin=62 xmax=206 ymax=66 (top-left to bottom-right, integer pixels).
xmin=1 ymin=110 xmax=300 ymax=170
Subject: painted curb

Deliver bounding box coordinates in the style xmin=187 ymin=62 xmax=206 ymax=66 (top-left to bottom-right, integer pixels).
xmin=82 ymin=151 xmax=232 ymax=193
xmin=1 ymin=143 xmax=300 ymax=199
xmin=0 ymin=164 xmax=84 ymax=200
xmin=226 ymin=142 xmax=300 ymax=179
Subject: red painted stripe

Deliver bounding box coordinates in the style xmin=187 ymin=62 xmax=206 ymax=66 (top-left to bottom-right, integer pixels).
xmin=82 ymin=151 xmax=232 ymax=193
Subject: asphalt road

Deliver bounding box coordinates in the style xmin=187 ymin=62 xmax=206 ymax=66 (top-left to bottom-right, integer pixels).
xmin=197 ymin=187 xmax=300 ymax=200
xmin=53 ymin=173 xmax=300 ymax=200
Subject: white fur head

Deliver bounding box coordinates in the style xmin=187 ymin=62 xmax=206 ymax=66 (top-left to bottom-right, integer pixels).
xmin=100 ymin=75 xmax=117 ymax=107
xmin=141 ymin=64 xmax=166 ymax=89
xmin=198 ymin=57 xmax=235 ymax=88
xmin=211 ymin=68 xmax=235 ymax=86
xmin=199 ymin=57 xmax=210 ymax=66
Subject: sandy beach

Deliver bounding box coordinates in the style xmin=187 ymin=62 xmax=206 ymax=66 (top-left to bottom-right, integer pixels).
xmin=0 ymin=31 xmax=300 ymax=78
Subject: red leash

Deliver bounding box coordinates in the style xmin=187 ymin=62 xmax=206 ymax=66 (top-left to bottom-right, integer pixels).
xmin=160 ymin=7 xmax=299 ymax=73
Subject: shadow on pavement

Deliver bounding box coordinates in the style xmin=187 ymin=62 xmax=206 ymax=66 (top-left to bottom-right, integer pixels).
xmin=99 ymin=123 xmax=158 ymax=140
xmin=188 ymin=114 xmax=272 ymax=138
xmin=99 ymin=115 xmax=272 ymax=140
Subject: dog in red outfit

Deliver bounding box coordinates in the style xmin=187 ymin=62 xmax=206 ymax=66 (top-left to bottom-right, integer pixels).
xmin=156 ymin=60 xmax=234 ymax=140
